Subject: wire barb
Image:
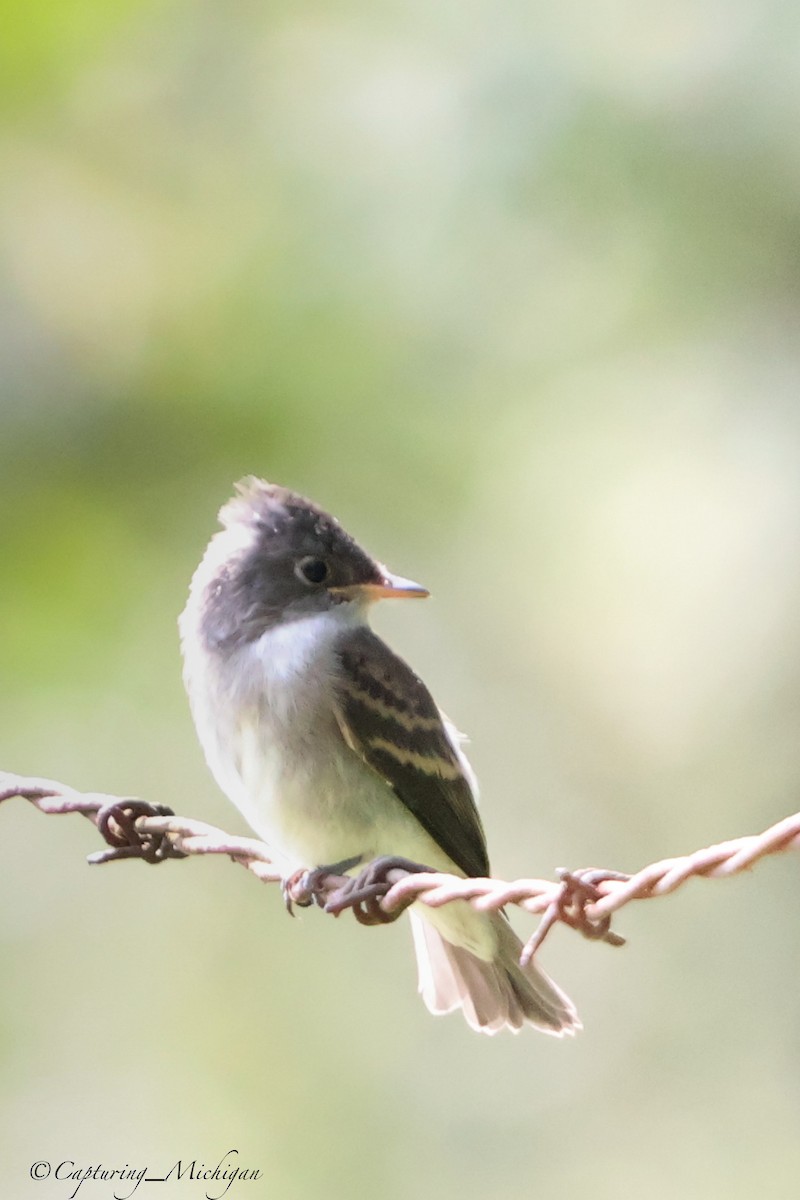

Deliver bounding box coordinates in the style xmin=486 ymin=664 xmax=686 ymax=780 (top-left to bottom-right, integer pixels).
xmin=93 ymin=799 xmax=188 ymax=864
xmin=519 ymin=869 xmax=630 ymax=968
xmin=2 ymin=769 xmax=798 ymax=963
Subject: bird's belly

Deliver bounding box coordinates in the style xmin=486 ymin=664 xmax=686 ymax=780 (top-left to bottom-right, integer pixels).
xmin=229 ymin=715 xmax=428 ymax=873
xmin=195 ymin=679 xmax=496 ymax=960
xmin=236 ymin=731 xmax=374 ymax=868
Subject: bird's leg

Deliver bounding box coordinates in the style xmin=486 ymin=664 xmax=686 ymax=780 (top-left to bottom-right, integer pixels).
xmin=282 ymin=855 xmax=363 ymax=915
xmin=324 ymin=855 xmax=433 ymax=925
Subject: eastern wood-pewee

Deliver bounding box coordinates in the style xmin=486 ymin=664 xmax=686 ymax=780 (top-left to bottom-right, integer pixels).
xmin=180 ymin=478 xmax=579 ymax=1036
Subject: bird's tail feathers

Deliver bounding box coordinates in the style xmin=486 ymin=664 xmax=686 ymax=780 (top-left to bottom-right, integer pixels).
xmin=410 ymin=910 xmax=580 ymax=1036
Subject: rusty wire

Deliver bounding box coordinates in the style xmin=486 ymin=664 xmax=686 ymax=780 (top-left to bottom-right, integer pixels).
xmin=2 ymin=769 xmax=798 ymax=965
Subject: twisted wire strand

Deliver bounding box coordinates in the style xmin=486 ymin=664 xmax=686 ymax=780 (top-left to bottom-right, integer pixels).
xmin=2 ymin=770 xmax=798 ymax=962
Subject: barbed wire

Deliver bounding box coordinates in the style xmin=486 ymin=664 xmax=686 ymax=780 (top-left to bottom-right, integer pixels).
xmin=2 ymin=769 xmax=798 ymax=967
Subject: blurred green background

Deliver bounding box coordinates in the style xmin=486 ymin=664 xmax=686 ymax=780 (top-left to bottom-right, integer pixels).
xmin=2 ymin=1 xmax=800 ymax=1196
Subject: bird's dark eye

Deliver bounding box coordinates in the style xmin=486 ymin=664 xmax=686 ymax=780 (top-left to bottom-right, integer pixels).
xmin=295 ymin=556 xmax=329 ymax=586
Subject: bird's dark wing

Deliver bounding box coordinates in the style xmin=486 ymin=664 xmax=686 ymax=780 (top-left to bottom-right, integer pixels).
xmin=332 ymin=626 xmax=490 ymax=879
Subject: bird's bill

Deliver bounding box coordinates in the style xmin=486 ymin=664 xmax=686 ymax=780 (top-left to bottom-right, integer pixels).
xmin=332 ymin=572 xmax=430 ymax=601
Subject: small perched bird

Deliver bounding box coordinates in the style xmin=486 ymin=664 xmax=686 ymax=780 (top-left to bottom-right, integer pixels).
xmin=180 ymin=478 xmax=579 ymax=1035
